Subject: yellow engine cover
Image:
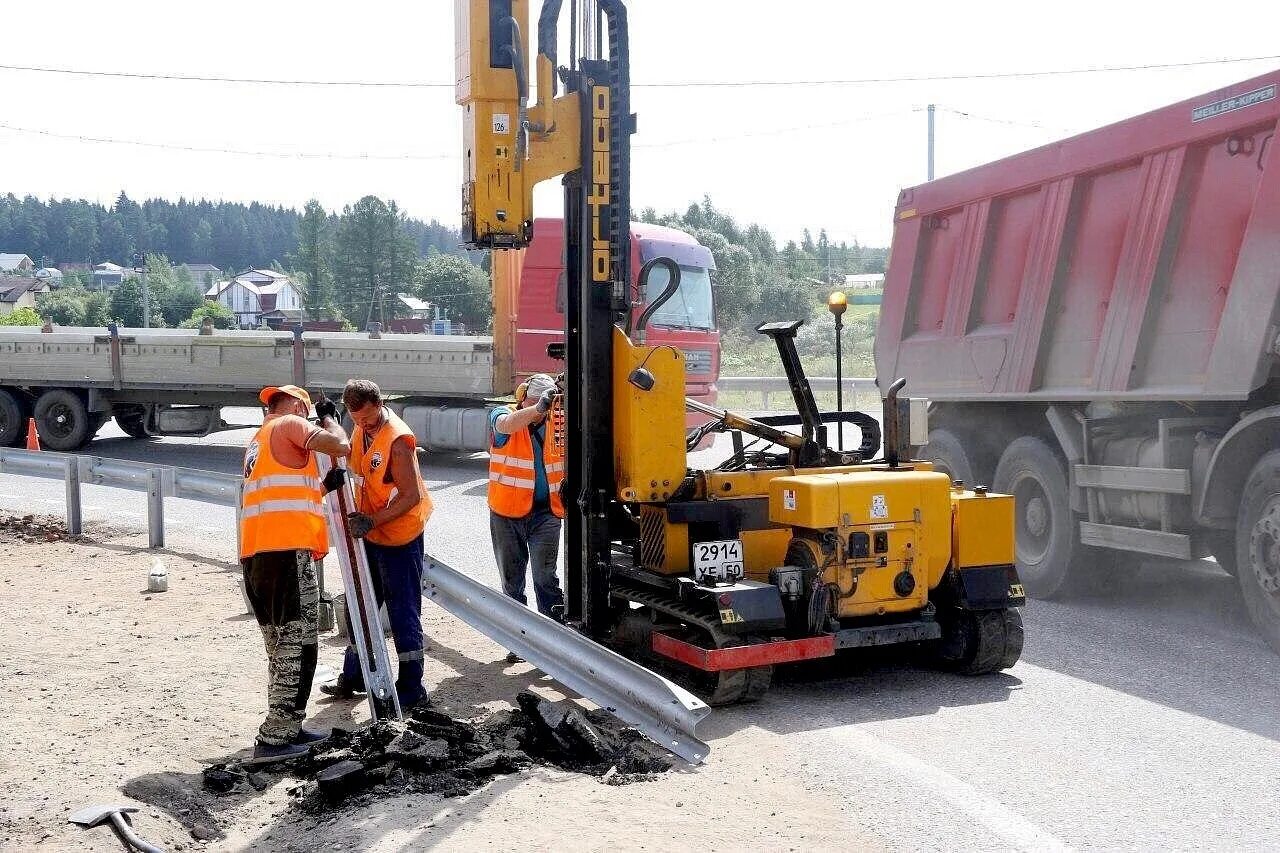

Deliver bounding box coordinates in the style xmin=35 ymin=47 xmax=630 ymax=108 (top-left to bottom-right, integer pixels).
xmin=951 ymin=488 xmax=1015 ymax=568
xmin=769 ymin=470 xmax=953 ymax=617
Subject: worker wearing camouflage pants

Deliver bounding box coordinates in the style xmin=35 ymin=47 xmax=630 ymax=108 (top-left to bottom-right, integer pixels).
xmin=238 ymin=384 xmax=350 ymax=758
xmin=242 ymin=551 xmax=320 ymax=746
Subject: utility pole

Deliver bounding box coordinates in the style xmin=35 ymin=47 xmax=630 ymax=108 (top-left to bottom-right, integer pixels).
xmin=927 ymin=104 xmax=936 ymax=182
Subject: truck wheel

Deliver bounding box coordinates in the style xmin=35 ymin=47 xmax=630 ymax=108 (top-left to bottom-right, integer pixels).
xmin=932 ymin=608 xmax=1022 ymax=674
xmin=1205 ymin=531 xmax=1237 ymax=577
xmin=993 ymin=436 xmax=1082 ymax=599
xmin=114 ymin=407 xmax=151 ymax=439
xmin=33 ymin=389 xmax=93 ymax=451
xmin=0 ymin=388 xmax=29 ymax=447
xmin=922 ymin=428 xmax=975 ymax=485
xmin=1236 ymin=451 xmax=1280 ymax=654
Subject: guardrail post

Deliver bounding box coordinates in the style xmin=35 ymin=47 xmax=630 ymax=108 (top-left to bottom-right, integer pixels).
xmin=64 ymin=457 xmax=82 ymax=536
xmin=762 ymin=389 xmax=771 ymax=410
xmin=235 ymin=479 xmax=244 ymax=558
xmin=147 ymin=467 xmax=164 ymax=549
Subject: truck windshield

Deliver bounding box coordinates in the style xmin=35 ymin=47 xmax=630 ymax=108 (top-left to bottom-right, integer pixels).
xmin=643 ymin=265 xmax=715 ymax=331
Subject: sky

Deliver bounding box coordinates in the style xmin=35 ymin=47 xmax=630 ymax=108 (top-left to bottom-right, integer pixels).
xmin=1 ymin=1 xmax=1279 ymax=248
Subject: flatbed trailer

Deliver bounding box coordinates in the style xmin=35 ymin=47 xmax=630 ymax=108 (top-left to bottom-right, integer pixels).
xmin=0 ymin=325 xmax=496 ymax=451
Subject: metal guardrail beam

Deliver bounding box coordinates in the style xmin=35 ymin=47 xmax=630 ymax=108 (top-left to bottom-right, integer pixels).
xmin=0 ymin=448 xmax=240 ymax=547
xmin=717 ymin=376 xmax=877 ymax=410
xmin=423 ymin=553 xmax=712 ymax=764
xmin=0 ymin=447 xmax=717 ymax=761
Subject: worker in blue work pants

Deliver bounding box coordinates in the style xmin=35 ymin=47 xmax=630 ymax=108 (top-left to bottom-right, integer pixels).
xmin=488 ymin=374 xmax=566 ymax=662
xmin=322 ymin=379 xmax=434 ymax=709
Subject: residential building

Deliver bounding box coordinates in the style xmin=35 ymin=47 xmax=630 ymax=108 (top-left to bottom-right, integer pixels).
xmin=205 ymin=269 xmax=303 ymax=328
xmin=0 ymin=276 xmax=51 ymax=316
xmin=844 ymin=273 xmax=885 ymax=289
xmin=396 ymin=294 xmax=433 ymax=319
xmin=0 ymin=254 xmax=34 ymax=274
xmin=92 ymin=262 xmax=126 ymax=290
xmin=34 ymin=267 xmax=64 ymax=285
xmin=181 ymin=263 xmax=222 ymax=289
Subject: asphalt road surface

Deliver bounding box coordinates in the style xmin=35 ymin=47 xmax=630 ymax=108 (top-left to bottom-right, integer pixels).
xmin=2 ymin=412 xmax=1278 ymax=849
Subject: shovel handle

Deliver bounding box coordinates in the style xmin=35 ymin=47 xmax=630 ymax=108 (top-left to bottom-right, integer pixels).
xmin=110 ymin=812 xmax=166 ymax=853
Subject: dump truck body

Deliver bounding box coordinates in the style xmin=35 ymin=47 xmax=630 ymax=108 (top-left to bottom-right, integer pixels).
xmin=875 ymin=71 xmax=1280 ymax=653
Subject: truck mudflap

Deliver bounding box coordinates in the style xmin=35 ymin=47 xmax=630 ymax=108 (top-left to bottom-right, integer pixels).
xmin=652 ymin=633 xmax=836 ymax=671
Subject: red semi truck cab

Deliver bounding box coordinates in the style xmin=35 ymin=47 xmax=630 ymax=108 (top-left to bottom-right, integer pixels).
xmin=513 ymin=218 xmax=720 ymax=413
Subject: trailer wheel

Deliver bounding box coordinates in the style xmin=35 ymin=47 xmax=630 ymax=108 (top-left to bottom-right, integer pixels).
xmin=993 ymin=436 xmax=1083 ymax=599
xmin=0 ymin=388 xmax=29 ymax=447
xmin=931 ymin=608 xmax=1022 ymax=674
xmin=922 ymin=428 xmax=976 ymax=485
xmin=1236 ymin=451 xmax=1280 ymax=654
xmin=33 ymin=389 xmax=93 ymax=451
xmin=114 ymin=406 xmax=151 ymax=439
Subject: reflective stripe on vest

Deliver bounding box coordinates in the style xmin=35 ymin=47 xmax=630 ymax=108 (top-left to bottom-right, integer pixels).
xmin=239 ymin=417 xmax=329 ymax=560
xmin=241 ymin=474 xmax=323 ymax=496
xmin=241 ymin=499 xmax=327 ymax=519
xmin=487 ymin=407 xmax=565 ymax=519
xmin=350 ymin=408 xmax=432 ymax=547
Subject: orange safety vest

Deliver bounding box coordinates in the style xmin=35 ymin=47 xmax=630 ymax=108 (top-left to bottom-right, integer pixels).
xmin=239 ymin=417 xmax=329 ymax=560
xmin=488 ymin=407 xmax=565 ymax=519
xmin=350 ymin=408 xmax=433 ymax=546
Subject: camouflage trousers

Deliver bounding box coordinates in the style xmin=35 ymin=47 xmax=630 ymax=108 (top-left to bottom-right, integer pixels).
xmin=242 ymin=550 xmax=319 ymax=746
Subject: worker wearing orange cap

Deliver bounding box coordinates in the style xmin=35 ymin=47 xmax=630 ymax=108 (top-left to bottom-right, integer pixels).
xmin=239 ymin=384 xmax=350 ymax=759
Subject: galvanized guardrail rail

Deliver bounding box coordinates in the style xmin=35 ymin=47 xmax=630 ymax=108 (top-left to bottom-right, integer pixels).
xmin=0 ymin=447 xmax=241 ymax=547
xmin=0 ymin=446 xmax=713 ymax=762
xmin=717 ymin=376 xmax=877 ymax=410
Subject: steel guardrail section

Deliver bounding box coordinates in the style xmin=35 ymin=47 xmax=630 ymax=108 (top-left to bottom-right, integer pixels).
xmin=422 ymin=553 xmax=712 ymax=764
xmin=717 ymin=375 xmax=876 ymax=392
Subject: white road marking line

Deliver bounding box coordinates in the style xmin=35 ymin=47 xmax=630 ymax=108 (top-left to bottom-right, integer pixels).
xmin=831 ymin=727 xmax=1071 ymax=852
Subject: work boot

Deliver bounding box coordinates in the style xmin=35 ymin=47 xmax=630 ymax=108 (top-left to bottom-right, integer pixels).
xmin=293 ymin=727 xmax=330 ymax=746
xmin=253 ymin=739 xmax=310 ymax=760
xmin=320 ymin=676 xmax=365 ymax=699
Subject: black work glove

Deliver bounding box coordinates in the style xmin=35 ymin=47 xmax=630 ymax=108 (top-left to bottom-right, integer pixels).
xmin=535 ymin=387 xmax=556 ymax=414
xmin=322 ymin=467 xmax=346 ymax=494
xmin=347 ymin=512 xmax=375 ymax=539
xmin=315 ymin=398 xmax=339 ymax=423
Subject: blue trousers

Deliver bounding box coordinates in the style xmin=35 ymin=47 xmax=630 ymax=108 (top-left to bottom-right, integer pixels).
xmin=490 ymin=508 xmax=565 ymax=618
xmin=340 ymin=537 xmax=427 ymax=707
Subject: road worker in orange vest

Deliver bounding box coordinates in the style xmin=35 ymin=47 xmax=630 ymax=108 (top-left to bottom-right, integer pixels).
xmin=488 ymin=373 xmax=565 ymax=662
xmin=240 ymin=384 xmax=350 ymax=759
xmin=321 ymin=378 xmax=434 ymax=710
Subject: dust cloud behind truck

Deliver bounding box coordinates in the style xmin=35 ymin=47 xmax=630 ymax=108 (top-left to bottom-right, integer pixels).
xmin=875 ymin=71 xmax=1280 ymax=652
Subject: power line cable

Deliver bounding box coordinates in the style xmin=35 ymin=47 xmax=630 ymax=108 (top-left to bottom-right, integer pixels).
xmin=0 ymin=54 xmax=1275 ymax=89
xmin=0 ymin=121 xmax=452 ymax=161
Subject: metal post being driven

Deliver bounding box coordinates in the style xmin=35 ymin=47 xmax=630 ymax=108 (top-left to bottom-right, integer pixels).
xmin=316 ymin=452 xmax=402 ymax=722
xmin=64 ymin=457 xmax=82 ymax=536
xmin=146 ymin=467 xmax=164 ymax=549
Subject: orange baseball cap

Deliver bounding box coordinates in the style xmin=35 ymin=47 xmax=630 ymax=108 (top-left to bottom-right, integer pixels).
xmin=258 ymin=384 xmax=313 ymax=409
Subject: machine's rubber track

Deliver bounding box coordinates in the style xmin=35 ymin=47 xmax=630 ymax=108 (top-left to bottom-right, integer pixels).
xmin=612 ymin=583 xmax=774 ymax=705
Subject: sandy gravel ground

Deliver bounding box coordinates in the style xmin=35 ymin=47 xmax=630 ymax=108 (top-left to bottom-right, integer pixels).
xmin=0 ymin=518 xmax=854 ymax=852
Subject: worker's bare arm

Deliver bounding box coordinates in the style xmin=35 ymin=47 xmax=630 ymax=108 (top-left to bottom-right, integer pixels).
xmin=494 ymin=406 xmax=545 ymax=435
xmin=311 ymin=420 xmax=351 ymax=457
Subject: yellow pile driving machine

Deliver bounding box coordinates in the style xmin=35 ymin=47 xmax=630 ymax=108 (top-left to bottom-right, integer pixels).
xmin=457 ymin=0 xmax=1026 ymax=703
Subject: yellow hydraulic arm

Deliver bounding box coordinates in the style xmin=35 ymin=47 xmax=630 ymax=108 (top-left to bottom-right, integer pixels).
xmin=456 ymin=0 xmax=581 ymax=249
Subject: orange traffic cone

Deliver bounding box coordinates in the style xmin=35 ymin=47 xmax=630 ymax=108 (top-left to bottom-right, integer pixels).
xmin=25 ymin=417 xmax=40 ymax=451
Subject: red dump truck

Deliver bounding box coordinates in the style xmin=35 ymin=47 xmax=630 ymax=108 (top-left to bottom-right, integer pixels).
xmin=876 ymin=71 xmax=1280 ymax=651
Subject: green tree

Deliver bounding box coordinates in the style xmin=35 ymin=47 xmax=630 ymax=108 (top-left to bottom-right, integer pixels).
xmin=110 ymin=277 xmax=163 ymax=327
xmin=179 ymin=300 xmax=237 ymax=329
xmin=416 ymin=253 xmax=491 ymax=329
xmin=290 ymin=199 xmax=334 ymax=319
xmin=142 ymin=254 xmax=203 ymax=326
xmin=333 ymin=196 xmax=418 ymax=328
xmin=36 ymin=286 xmax=90 ymax=326
xmin=0 ymin=307 xmax=41 ymax=326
